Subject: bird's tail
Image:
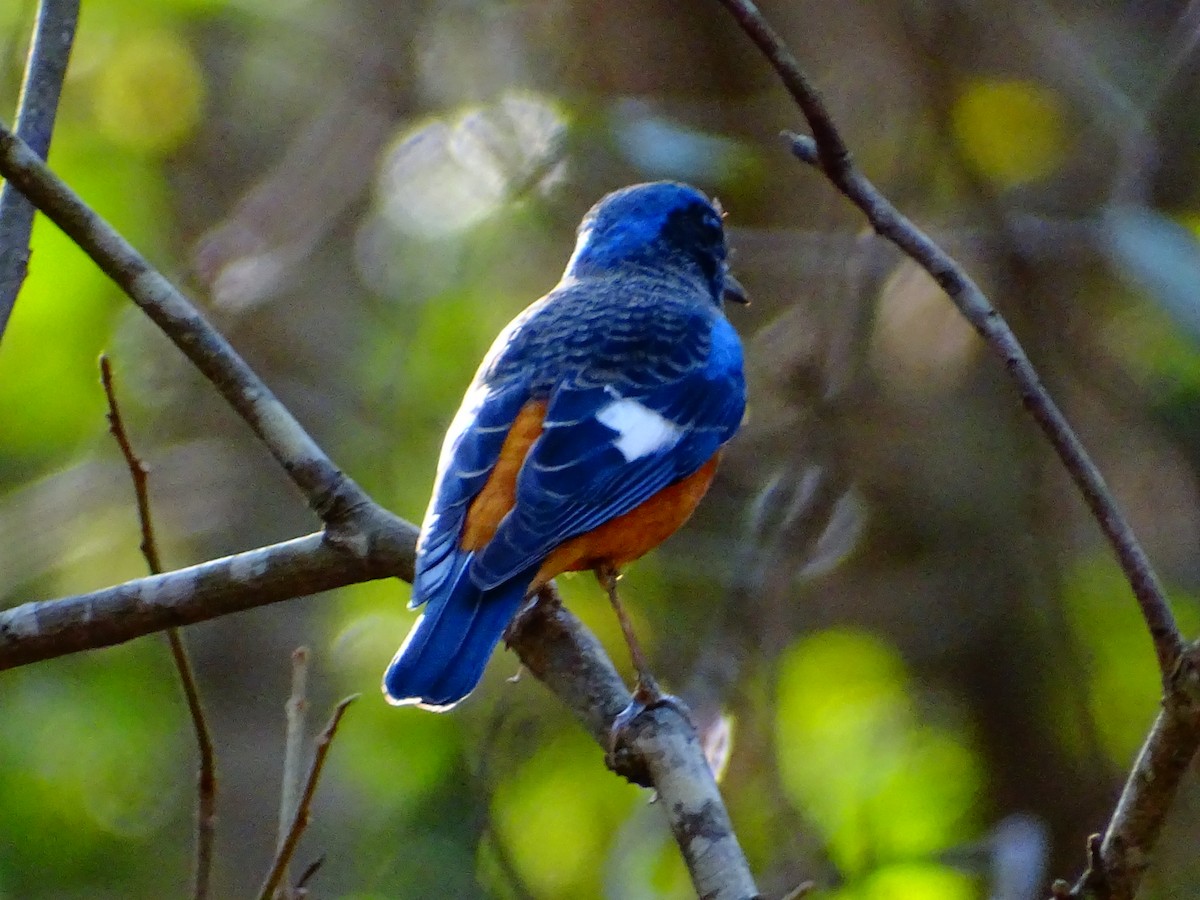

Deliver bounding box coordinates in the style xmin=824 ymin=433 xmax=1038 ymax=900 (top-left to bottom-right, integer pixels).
xmin=383 ymin=564 xmax=531 ymax=711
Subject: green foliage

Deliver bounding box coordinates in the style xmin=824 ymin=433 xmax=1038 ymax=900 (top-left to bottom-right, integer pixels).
xmin=0 ymin=647 xmax=186 ymax=897
xmin=775 ymin=630 xmax=981 ymax=896
xmin=491 ymin=733 xmax=642 ymax=898
xmin=1063 ymin=556 xmax=1200 ymax=762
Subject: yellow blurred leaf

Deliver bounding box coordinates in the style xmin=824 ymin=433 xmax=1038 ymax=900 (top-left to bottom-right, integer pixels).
xmin=1063 ymin=556 xmax=1200 ymax=761
xmin=493 ymin=733 xmax=639 ymax=898
xmin=93 ymin=29 xmax=205 ymax=154
xmin=952 ymin=78 xmax=1068 ymax=186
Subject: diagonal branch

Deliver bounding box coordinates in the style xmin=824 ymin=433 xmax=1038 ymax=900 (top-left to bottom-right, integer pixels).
xmin=714 ymin=0 xmax=1181 ymax=680
xmin=0 ymin=120 xmax=385 ymax=539
xmin=711 ymin=1 xmax=1195 ymax=898
xmin=277 ymin=646 xmax=311 ymax=894
xmin=1068 ymin=644 xmax=1200 ymax=900
xmin=508 ymin=588 xmax=759 ymax=899
xmin=0 ymin=0 xmax=79 ymax=343
xmin=257 ymin=694 xmax=358 ymax=900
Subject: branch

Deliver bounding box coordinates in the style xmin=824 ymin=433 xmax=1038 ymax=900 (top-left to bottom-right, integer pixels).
xmin=0 ymin=120 xmax=386 ymax=539
xmin=0 ymin=0 xmax=79 ymax=342
xmin=715 ymin=0 xmax=1181 ymax=679
xmin=712 ymin=1 xmax=1196 ymax=897
xmin=101 ymin=354 xmax=217 ymax=900
xmin=257 ymin=694 xmax=358 ymax=900
xmin=0 ymin=530 xmax=414 ymax=670
xmin=507 ymin=590 xmax=759 ymax=900
xmin=1067 ymin=642 xmax=1200 ymax=900
xmin=277 ymin=646 xmax=311 ymax=894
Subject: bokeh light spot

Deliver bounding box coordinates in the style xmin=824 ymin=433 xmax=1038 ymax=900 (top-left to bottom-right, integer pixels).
xmin=952 ymin=78 xmax=1068 ymax=186
xmin=94 ymin=30 xmax=205 ymax=154
xmin=377 ymin=92 xmax=566 ymax=238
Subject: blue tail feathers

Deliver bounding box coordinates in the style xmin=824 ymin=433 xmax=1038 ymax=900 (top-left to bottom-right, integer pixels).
xmin=383 ymin=564 xmax=532 ymax=711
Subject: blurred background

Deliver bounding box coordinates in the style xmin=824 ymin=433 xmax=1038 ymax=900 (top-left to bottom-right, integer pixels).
xmin=3 ymin=0 xmax=1200 ymax=897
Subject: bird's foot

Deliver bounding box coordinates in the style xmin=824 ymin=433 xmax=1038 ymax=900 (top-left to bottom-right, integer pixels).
xmin=605 ymin=680 xmax=694 ymax=782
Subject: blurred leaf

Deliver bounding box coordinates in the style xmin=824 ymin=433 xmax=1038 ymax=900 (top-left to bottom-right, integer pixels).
xmin=327 ymin=582 xmax=462 ymax=811
xmin=492 ymin=732 xmax=640 ymax=898
xmin=951 ymin=78 xmax=1068 ymax=186
xmin=844 ymin=862 xmax=975 ymax=899
xmin=0 ymin=649 xmax=185 ymax=895
xmin=92 ymin=28 xmax=206 ymax=154
xmin=611 ymin=99 xmax=757 ymax=185
xmin=0 ymin=143 xmax=167 ymax=461
xmin=376 ymin=92 xmax=566 ymax=240
xmin=775 ymin=630 xmax=981 ymax=875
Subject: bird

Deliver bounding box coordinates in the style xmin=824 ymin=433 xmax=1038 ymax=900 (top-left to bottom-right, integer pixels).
xmin=383 ymin=181 xmax=747 ymax=711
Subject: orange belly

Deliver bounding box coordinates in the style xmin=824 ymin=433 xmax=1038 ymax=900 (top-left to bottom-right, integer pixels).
xmin=531 ymin=454 xmax=718 ymax=590
xmin=459 ymin=399 xmax=720 ymax=590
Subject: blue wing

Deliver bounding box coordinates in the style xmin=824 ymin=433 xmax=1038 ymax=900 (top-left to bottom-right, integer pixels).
xmin=470 ymin=315 xmax=745 ymax=590
xmin=411 ymin=376 xmax=532 ymax=608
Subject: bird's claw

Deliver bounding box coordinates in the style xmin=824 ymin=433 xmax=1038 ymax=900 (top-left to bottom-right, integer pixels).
xmin=605 ymin=681 xmax=693 ymax=780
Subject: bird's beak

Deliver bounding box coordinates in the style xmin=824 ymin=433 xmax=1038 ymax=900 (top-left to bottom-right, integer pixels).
xmin=723 ymin=273 xmax=750 ymax=306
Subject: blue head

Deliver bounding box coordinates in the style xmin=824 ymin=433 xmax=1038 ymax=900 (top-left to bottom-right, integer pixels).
xmin=564 ymin=182 xmax=741 ymax=305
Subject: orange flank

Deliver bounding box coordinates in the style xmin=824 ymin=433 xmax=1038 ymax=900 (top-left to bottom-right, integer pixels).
xmin=461 ymin=400 xmax=548 ymax=551
xmin=459 ymin=398 xmax=721 ymax=591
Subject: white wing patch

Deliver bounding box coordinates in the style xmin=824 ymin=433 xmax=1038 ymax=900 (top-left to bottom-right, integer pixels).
xmin=596 ymin=397 xmax=683 ymax=461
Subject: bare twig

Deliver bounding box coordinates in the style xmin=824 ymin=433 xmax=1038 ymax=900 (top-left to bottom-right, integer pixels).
xmin=294 ymin=855 xmax=325 ymax=893
xmin=257 ymin=695 xmax=358 ymax=900
xmin=99 ymin=356 xmax=164 ymax=573
xmin=0 ymin=0 xmax=79 ymax=342
xmin=711 ymin=1 xmax=1196 ymax=897
xmin=277 ymin=647 xmax=311 ymax=894
xmin=99 ymin=355 xmax=217 ymax=900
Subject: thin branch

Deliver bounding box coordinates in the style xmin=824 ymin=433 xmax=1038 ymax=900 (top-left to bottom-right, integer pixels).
xmin=787 ymin=126 xmax=1181 ymax=676
xmin=0 ymin=530 xmax=415 ymax=670
xmin=100 ymin=354 xmax=217 ymax=900
xmin=715 ymin=0 xmax=1182 ymax=680
xmin=293 ymin=855 xmax=325 ymax=894
xmin=0 ymin=121 xmax=386 ymax=539
xmin=712 ymin=1 xmax=1196 ymax=897
xmin=99 ymin=356 xmax=164 ymax=573
xmin=0 ymin=0 xmax=79 ymax=342
xmin=257 ymin=694 xmax=358 ymax=900
xmin=168 ymin=632 xmax=217 ymax=900
xmin=277 ymin=646 xmax=311 ymax=895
